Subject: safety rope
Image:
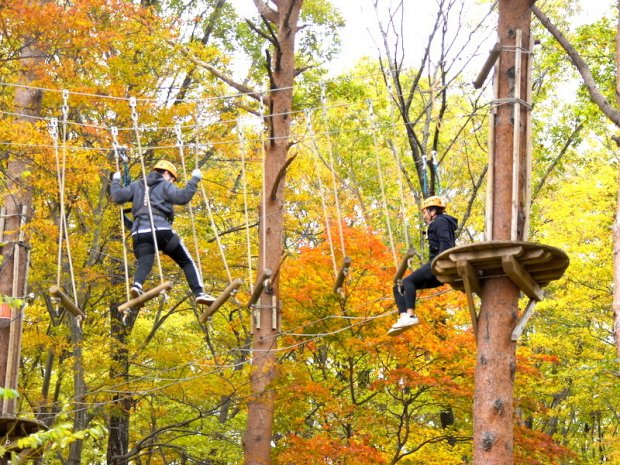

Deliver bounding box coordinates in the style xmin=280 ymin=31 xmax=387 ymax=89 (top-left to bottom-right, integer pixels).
xmin=304 ymin=110 xmax=338 ymax=279
xmin=237 ymin=122 xmax=255 ymax=290
xmin=110 ymin=126 xmax=131 ymax=300
xmin=319 ymin=85 xmax=347 ymax=260
xmin=129 ymin=97 xmax=165 ymax=286
xmin=367 ymin=100 xmax=398 ymax=270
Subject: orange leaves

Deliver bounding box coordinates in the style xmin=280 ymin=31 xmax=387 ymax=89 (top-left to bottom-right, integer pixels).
xmin=277 ymin=433 xmax=387 ymax=465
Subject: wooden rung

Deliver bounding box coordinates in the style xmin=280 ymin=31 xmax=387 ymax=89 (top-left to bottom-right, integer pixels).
xmin=456 ymin=260 xmax=479 ymax=338
xmin=49 ymin=285 xmax=86 ymax=320
xmin=246 ymin=269 xmax=272 ymax=308
xmin=393 ymin=248 xmax=415 ymax=284
xmin=199 ymin=278 xmax=243 ymax=323
xmin=333 ymin=257 xmax=352 ymax=294
xmin=501 ymin=255 xmax=543 ymax=301
xmin=117 ymin=281 xmax=172 ymax=313
xmin=473 ymin=41 xmax=502 ymax=89
xmin=512 ymin=298 xmax=538 ymax=341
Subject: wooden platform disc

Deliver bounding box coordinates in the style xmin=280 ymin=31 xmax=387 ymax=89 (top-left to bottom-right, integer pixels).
xmin=432 ymin=241 xmax=569 ymax=293
xmin=0 ymin=416 xmax=47 ymax=437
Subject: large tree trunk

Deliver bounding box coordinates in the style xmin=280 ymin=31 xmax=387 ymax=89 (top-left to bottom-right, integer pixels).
xmin=107 ymin=308 xmax=132 ymax=465
xmin=473 ymin=1 xmax=531 ymax=464
xmin=612 ymin=0 xmax=620 ymax=366
xmin=0 ymin=40 xmax=42 ymax=416
xmin=242 ymin=1 xmax=302 ymax=464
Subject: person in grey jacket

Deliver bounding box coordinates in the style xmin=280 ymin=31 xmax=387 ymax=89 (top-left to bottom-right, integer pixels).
xmin=110 ymin=160 xmax=214 ymax=306
xmin=389 ymin=195 xmax=458 ymax=336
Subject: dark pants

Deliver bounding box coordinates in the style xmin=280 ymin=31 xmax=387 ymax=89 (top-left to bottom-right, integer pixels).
xmin=393 ymin=262 xmax=441 ymax=314
xmin=132 ymin=230 xmax=203 ymax=295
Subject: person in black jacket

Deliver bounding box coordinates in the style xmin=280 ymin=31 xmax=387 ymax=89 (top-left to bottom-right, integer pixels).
xmin=388 ymin=196 xmax=458 ymax=336
xmin=110 ymin=160 xmax=215 ymax=306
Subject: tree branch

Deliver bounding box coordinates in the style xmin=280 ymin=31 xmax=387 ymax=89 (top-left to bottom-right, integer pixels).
xmin=531 ymin=4 xmax=620 ymax=127
xmin=252 ymin=0 xmax=278 ymax=23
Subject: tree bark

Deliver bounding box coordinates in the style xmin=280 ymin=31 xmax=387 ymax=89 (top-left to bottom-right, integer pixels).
xmin=242 ymin=2 xmax=302 ymax=465
xmin=473 ymin=1 xmax=531 ymax=464
xmin=0 ymin=39 xmax=42 ymax=417
xmin=613 ymin=0 xmax=620 ymax=365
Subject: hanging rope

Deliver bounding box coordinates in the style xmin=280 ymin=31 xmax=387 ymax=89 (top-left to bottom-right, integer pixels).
xmin=129 ymin=97 xmax=165 ymax=287
xmin=175 ymin=124 xmax=203 ymax=279
xmin=192 ymin=145 xmax=233 ymax=284
xmin=304 ymin=109 xmax=338 ymax=280
xmin=237 ymin=122 xmax=255 ymax=291
xmin=319 ymin=85 xmax=347 ymax=260
xmin=385 ymin=80 xmax=411 ymax=247
xmin=259 ymin=93 xmax=268 ymax=273
xmin=367 ymin=100 xmax=398 ymax=270
xmin=110 ymin=126 xmax=131 ymax=300
xmin=48 ymin=91 xmax=79 ymax=315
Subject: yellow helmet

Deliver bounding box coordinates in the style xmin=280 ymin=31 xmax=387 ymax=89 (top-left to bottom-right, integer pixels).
xmin=421 ymin=195 xmax=446 ymax=210
xmin=153 ymin=160 xmax=178 ymax=180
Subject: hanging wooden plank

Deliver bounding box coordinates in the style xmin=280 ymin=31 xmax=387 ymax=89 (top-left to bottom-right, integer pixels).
xmin=393 ymin=248 xmax=415 ymax=284
xmin=117 ymin=281 xmax=172 ymax=313
xmin=246 ymin=269 xmax=272 ymax=308
xmin=49 ymin=286 xmax=86 ymax=320
xmin=199 ymin=278 xmax=243 ymax=323
xmin=333 ymin=256 xmax=352 ymax=294
xmin=473 ymin=41 xmax=502 ymax=89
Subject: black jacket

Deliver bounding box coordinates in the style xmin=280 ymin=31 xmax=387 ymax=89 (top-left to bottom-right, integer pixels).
xmin=427 ymin=213 xmax=458 ymax=261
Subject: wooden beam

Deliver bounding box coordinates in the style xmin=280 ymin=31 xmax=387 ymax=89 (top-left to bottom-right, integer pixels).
xmin=501 ymin=255 xmax=543 ymax=300
xmin=473 ymin=41 xmax=502 ymax=89
xmin=199 ymin=278 xmax=243 ymax=323
xmin=456 ymin=260 xmax=480 ymax=338
xmin=117 ymin=281 xmax=172 ymax=313
xmin=512 ymin=298 xmax=537 ymax=341
xmin=333 ymin=256 xmax=352 ymax=294
xmin=49 ymin=285 xmax=86 ymax=320
xmin=393 ymin=248 xmax=415 ymax=284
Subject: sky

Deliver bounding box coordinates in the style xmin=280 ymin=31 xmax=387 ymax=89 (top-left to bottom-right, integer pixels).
xmin=230 ymin=0 xmax=616 ymax=75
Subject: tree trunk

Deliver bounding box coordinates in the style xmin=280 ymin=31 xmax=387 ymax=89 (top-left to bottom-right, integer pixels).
xmin=473 ymin=1 xmax=531 ymax=464
xmin=242 ymin=1 xmax=302 ymax=464
xmin=0 ymin=40 xmax=43 ymax=418
xmin=107 ymin=307 xmax=132 ymax=465
xmin=612 ymin=0 xmax=620 ymax=366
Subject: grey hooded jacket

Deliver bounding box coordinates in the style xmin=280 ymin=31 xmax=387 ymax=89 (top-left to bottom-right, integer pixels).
xmin=110 ymin=171 xmax=199 ymax=235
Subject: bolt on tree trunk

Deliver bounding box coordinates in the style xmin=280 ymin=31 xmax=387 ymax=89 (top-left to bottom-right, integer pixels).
xmin=473 ymin=1 xmax=532 ymax=464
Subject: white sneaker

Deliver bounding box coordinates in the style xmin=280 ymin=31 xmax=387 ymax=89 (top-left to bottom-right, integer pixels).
xmin=387 ymin=314 xmax=419 ymax=336
xmin=130 ymin=284 xmax=144 ymax=299
xmin=195 ymin=293 xmax=216 ymax=306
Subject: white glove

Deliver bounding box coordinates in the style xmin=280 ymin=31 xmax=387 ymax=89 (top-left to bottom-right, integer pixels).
xmin=191 ymin=168 xmax=202 ymax=180
xmin=112 ymin=172 xmax=121 ymax=180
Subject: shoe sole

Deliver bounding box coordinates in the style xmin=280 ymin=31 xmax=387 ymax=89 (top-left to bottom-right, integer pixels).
xmin=388 ymin=325 xmax=411 ymax=336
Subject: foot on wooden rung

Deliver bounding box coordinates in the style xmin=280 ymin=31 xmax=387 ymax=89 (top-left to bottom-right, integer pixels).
xmin=118 ymin=281 xmax=172 ymax=313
